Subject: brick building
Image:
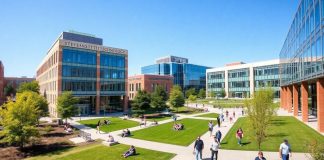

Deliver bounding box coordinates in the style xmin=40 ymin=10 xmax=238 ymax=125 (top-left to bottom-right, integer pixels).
xmin=128 ymin=74 xmax=173 ymax=100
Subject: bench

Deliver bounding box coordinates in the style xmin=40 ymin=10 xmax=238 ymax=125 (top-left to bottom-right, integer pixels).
xmin=79 ymin=130 xmax=92 ymax=142
xmin=102 ymin=141 xmax=119 ymax=146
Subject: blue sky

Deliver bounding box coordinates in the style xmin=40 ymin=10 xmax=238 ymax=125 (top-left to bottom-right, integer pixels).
xmin=0 ymin=0 xmax=298 ymax=77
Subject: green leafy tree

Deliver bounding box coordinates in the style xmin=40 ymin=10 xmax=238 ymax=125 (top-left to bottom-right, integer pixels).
xmin=169 ymin=85 xmax=185 ymax=112
xmin=188 ymin=95 xmax=197 ymax=102
xmin=4 ymin=84 xmax=15 ymax=98
xmin=245 ymin=87 xmax=277 ymax=150
xmin=307 ymin=140 xmax=324 ymax=160
xmin=57 ymin=91 xmax=79 ymax=124
xmin=208 ymin=91 xmax=216 ymax=98
xmin=150 ymin=86 xmax=168 ymax=111
xmin=0 ymin=92 xmax=40 ymax=149
xmin=17 ymin=81 xmax=40 ymax=94
xmin=218 ymin=88 xmax=226 ymax=98
xmin=131 ymin=90 xmax=151 ymax=114
xmin=198 ymin=88 xmax=206 ymax=99
xmin=185 ymin=88 xmax=196 ymax=99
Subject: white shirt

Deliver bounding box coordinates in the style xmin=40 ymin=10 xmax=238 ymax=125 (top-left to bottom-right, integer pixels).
xmin=208 ymin=123 xmax=213 ymax=128
xmin=211 ymin=141 xmax=220 ymax=151
xmin=279 ymin=143 xmax=290 ymax=155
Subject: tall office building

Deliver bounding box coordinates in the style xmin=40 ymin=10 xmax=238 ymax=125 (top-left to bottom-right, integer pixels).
xmin=141 ymin=55 xmax=209 ymax=91
xmin=207 ymin=60 xmax=280 ymax=99
xmin=36 ymin=31 xmax=128 ymax=117
xmin=279 ymin=0 xmax=324 ymax=132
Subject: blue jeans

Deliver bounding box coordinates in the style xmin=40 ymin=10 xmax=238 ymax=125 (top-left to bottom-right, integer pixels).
xmin=238 ymin=138 xmax=242 ymax=145
xmin=281 ymin=154 xmax=289 ymax=160
xmin=195 ymin=149 xmax=202 ymax=160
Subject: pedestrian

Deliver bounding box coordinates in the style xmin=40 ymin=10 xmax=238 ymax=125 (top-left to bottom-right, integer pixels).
xmin=241 ymin=108 xmax=244 ymax=116
xmin=221 ymin=113 xmax=224 ymax=122
xmin=210 ymin=138 xmax=220 ymax=160
xmin=215 ymin=130 xmax=222 ymax=143
xmin=255 ymin=151 xmax=266 ymax=160
xmin=193 ymin=136 xmax=204 ymax=160
xmin=172 ymin=114 xmax=177 ymax=122
xmin=236 ymin=127 xmax=244 ymax=146
xmin=96 ymin=120 xmax=101 ymax=134
xmin=233 ymin=111 xmax=236 ymax=118
xmin=208 ymin=121 xmax=214 ymax=137
xmin=225 ymin=110 xmax=229 ymax=119
xmin=217 ymin=116 xmax=221 ymax=128
xmin=229 ymin=117 xmax=233 ymax=123
xmin=279 ymin=139 xmax=291 ymax=160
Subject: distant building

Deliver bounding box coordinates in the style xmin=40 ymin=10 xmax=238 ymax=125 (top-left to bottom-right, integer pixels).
xmin=141 ymin=55 xmax=209 ymax=91
xmin=36 ymin=31 xmax=128 ymax=117
xmin=128 ymin=74 xmax=173 ymax=100
xmin=0 ymin=60 xmax=35 ymax=104
xmin=207 ymin=59 xmax=280 ymax=99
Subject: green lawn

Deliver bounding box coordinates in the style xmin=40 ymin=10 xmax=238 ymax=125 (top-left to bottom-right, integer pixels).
xmin=221 ymin=116 xmax=324 ymax=152
xmin=27 ymin=143 xmax=175 ymax=160
xmin=78 ymin=117 xmax=139 ymax=133
xmin=132 ymin=118 xmax=211 ymax=146
xmin=170 ymin=106 xmax=203 ymax=114
xmin=195 ymin=113 xmax=219 ymax=118
xmin=144 ymin=115 xmax=172 ymax=122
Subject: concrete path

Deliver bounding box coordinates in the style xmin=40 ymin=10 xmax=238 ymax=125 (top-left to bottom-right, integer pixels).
xmin=68 ymin=105 xmax=310 ymax=160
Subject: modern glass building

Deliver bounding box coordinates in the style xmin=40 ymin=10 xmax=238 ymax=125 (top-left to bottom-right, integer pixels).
xmin=279 ymin=0 xmax=324 ymax=132
xmin=207 ymin=60 xmax=280 ymax=99
xmin=141 ymin=56 xmax=209 ymax=91
xmin=36 ymin=31 xmax=128 ymax=117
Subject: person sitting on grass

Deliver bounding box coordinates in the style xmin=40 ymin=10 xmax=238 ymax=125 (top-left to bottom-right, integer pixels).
xmin=104 ymin=119 xmax=111 ymax=125
xmin=66 ymin=126 xmax=73 ymax=134
xmin=173 ymin=123 xmax=184 ymax=131
xmin=121 ymin=129 xmax=131 ymax=137
xmin=122 ymin=145 xmax=136 ymax=158
xmin=152 ymin=120 xmax=158 ymax=125
xmin=139 ymin=119 xmax=146 ymax=127
xmin=107 ymin=134 xmax=115 ymax=142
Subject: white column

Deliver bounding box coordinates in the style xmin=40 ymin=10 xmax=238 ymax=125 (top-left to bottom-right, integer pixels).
xmin=225 ymin=70 xmax=229 ymax=98
xmin=249 ymin=66 xmax=254 ymax=98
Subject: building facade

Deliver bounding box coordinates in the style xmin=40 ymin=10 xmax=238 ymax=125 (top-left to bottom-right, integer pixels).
xmin=207 ymin=60 xmax=280 ymax=99
xmin=36 ymin=31 xmax=128 ymax=117
xmin=141 ymin=56 xmax=209 ymax=91
xmin=128 ymin=74 xmax=173 ymax=100
xmin=279 ymin=0 xmax=324 ymax=132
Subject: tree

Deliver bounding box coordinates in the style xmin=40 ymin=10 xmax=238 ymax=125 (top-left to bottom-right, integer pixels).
xmin=208 ymin=91 xmax=216 ymax=98
xmin=218 ymin=89 xmax=226 ymax=98
xmin=4 ymin=84 xmax=15 ymax=98
xmin=185 ymin=88 xmax=196 ymax=99
xmin=0 ymin=92 xmax=40 ymax=149
xmin=188 ymin=95 xmax=197 ymax=102
xmin=150 ymin=86 xmax=168 ymax=111
xmin=131 ymin=90 xmax=151 ymax=114
xmin=57 ymin=91 xmax=79 ymax=124
xmin=17 ymin=81 xmax=40 ymax=94
xmin=245 ymin=87 xmax=276 ymax=150
xmin=307 ymin=140 xmax=324 ymax=160
xmin=198 ymin=88 xmax=206 ymax=99
xmin=169 ymin=85 xmax=185 ymax=112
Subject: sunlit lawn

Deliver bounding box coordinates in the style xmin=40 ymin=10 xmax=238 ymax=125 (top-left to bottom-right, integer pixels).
xmin=221 ymin=116 xmax=324 ymax=152
xmin=132 ymin=118 xmax=211 ymax=146
xmin=78 ymin=117 xmax=139 ymax=133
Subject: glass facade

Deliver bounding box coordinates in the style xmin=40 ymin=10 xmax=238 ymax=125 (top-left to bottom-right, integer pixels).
xmin=280 ymin=0 xmax=324 ymax=86
xmin=254 ymin=64 xmax=280 ymax=98
xmin=228 ymin=68 xmax=250 ymax=98
xmin=141 ymin=62 xmax=208 ymax=90
xmin=207 ymin=71 xmax=225 ymax=92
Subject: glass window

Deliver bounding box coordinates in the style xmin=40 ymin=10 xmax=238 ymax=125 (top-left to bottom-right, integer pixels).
xmin=315 ymin=2 xmax=320 ymax=27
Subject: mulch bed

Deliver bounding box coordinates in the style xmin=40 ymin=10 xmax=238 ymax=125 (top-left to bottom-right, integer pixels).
xmin=0 ymin=123 xmax=91 ymax=160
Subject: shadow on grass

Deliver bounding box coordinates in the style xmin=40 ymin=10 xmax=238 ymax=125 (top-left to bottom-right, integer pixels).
xmin=268 ymin=133 xmax=288 ymax=138
xmin=270 ymin=119 xmax=287 ymax=126
xmin=43 ymin=132 xmax=70 ymax=138
xmin=23 ymin=141 xmax=75 ymax=157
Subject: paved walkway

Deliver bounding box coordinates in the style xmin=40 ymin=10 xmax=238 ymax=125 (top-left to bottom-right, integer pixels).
xmin=68 ymin=105 xmax=310 ymax=160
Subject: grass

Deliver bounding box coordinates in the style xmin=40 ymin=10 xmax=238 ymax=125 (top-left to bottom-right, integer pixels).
xmin=220 ymin=116 xmax=324 ymax=152
xmin=194 ymin=99 xmax=245 ymax=108
xmin=132 ymin=118 xmax=211 ymax=146
xmin=78 ymin=117 xmax=139 ymax=133
xmin=195 ymin=113 xmax=219 ymax=118
xmin=144 ymin=115 xmax=172 ymax=122
xmin=27 ymin=142 xmax=175 ymax=160
xmin=170 ymin=106 xmax=203 ymax=114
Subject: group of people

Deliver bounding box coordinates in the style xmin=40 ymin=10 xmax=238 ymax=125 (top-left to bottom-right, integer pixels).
xmin=63 ymin=123 xmax=73 ymax=133
xmin=173 ymin=123 xmax=184 ymax=131
xmin=96 ymin=119 xmax=111 ymax=134
xmin=121 ymin=129 xmax=131 ymax=137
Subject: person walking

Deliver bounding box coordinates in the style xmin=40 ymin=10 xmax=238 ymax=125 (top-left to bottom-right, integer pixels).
xmin=233 ymin=111 xmax=236 ymax=119
xmin=193 ymin=136 xmax=204 ymax=160
xmin=236 ymin=128 xmax=244 ymax=146
xmin=215 ymin=130 xmax=222 ymax=143
xmin=208 ymin=121 xmax=214 ymax=137
xmin=210 ymin=138 xmax=220 ymax=160
xmin=255 ymin=151 xmax=266 ymax=160
xmin=217 ymin=116 xmax=221 ymax=128
xmin=172 ymin=114 xmax=177 ymax=122
xmin=96 ymin=120 xmax=101 ymax=134
xmin=225 ymin=110 xmax=229 ymax=119
xmin=279 ymin=139 xmax=291 ymax=160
